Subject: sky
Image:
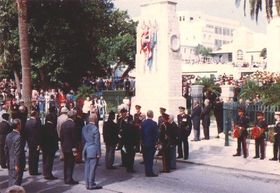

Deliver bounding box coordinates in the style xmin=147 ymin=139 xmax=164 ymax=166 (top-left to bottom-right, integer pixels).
xmin=113 ymin=0 xmax=267 ymax=33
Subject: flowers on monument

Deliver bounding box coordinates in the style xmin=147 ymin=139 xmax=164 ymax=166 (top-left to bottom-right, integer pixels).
xmin=139 ymin=20 xmax=158 ymax=70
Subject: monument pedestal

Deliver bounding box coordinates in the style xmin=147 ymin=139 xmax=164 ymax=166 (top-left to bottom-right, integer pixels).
xmin=132 ymin=0 xmax=185 ymax=117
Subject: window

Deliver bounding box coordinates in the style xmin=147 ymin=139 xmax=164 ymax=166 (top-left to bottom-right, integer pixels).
xmin=215 ymin=26 xmax=222 ymax=34
xmin=237 ymin=49 xmax=243 ymax=60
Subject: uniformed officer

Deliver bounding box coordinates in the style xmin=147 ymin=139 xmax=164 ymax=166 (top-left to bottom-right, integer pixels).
xmin=118 ymin=108 xmax=138 ymax=173
xmin=233 ymin=107 xmax=249 ymax=158
xmin=177 ymin=106 xmax=192 ymax=160
xmin=133 ymin=105 xmax=145 ymax=153
xmin=253 ymin=111 xmax=268 ymax=160
xmin=269 ymin=111 xmax=280 ymax=161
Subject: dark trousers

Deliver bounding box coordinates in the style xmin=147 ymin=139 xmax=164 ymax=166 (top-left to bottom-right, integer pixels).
xmin=0 ymin=143 xmax=7 ymax=168
xmin=28 ymin=146 xmax=40 ymax=175
xmin=255 ymin=137 xmax=265 ymax=158
xmin=84 ymin=158 xmax=98 ymax=189
xmin=121 ymin=146 xmax=135 ymax=172
xmin=193 ymin=120 xmax=200 ymax=140
xmin=203 ymin=119 xmax=210 ymax=139
xmin=143 ymin=147 xmax=155 ymax=175
xmin=162 ymin=146 xmax=170 ymax=172
xmin=236 ymin=135 xmax=247 ymax=157
xmin=105 ymin=145 xmax=116 ymax=169
xmin=8 ymin=168 xmax=24 ymax=187
xmin=177 ymin=138 xmax=189 ymax=159
xmin=272 ymin=137 xmax=280 ymax=159
xmin=42 ymin=150 xmax=56 ymax=177
xmin=63 ymin=152 xmax=75 ymax=183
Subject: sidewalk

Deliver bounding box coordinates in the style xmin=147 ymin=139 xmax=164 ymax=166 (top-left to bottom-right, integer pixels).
xmin=177 ymin=120 xmax=280 ymax=176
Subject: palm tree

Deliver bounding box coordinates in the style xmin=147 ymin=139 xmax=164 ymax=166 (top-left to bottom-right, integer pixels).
xmin=16 ymin=0 xmax=31 ymax=110
xmin=235 ymin=0 xmax=280 ymax=22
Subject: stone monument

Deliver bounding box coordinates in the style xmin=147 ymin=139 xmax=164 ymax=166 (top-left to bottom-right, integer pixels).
xmin=132 ymin=0 xmax=185 ymax=117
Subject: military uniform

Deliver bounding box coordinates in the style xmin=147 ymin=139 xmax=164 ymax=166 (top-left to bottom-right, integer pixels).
xmin=133 ymin=110 xmax=145 ymax=153
xmin=118 ymin=111 xmax=138 ymax=172
xmin=159 ymin=115 xmax=177 ymax=172
xmin=254 ymin=119 xmax=268 ymax=159
xmin=177 ymin=112 xmax=192 ymax=159
xmin=233 ymin=113 xmax=249 ymax=158
xmin=270 ymin=121 xmax=280 ymax=161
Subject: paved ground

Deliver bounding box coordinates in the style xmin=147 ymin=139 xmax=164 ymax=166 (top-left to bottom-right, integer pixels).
xmin=0 ymin=119 xmax=279 ymax=193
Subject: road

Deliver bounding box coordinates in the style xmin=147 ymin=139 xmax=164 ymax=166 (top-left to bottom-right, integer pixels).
xmin=0 ymin=150 xmax=279 ymax=193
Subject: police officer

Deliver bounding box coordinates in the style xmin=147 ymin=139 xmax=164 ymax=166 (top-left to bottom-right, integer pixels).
xmin=233 ymin=107 xmax=249 ymax=158
xmin=177 ymin=106 xmax=192 ymax=160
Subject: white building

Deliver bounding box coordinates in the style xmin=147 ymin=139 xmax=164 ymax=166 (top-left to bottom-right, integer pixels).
xmin=177 ymin=11 xmax=240 ymax=63
xmin=212 ymin=26 xmax=267 ymax=67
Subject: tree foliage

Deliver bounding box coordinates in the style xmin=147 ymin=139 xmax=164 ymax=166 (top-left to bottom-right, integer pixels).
xmin=195 ymin=44 xmax=212 ymax=56
xmin=0 ymin=0 xmax=136 ymax=88
xmin=235 ymin=0 xmax=280 ymax=22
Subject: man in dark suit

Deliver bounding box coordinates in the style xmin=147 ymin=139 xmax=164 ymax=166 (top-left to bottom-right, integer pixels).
xmin=60 ymin=110 xmax=78 ymax=185
xmin=118 ymin=108 xmax=138 ymax=173
xmin=177 ymin=107 xmax=192 ymax=160
xmin=191 ymin=100 xmax=202 ymax=141
xmin=5 ymin=119 xmax=26 ymax=186
xmin=82 ymin=113 xmax=102 ymax=190
xmin=103 ymin=111 xmax=119 ymax=169
xmin=141 ymin=110 xmax=158 ymax=177
xmin=25 ymin=110 xmax=42 ymax=175
xmin=201 ymin=99 xmax=211 ymax=140
xmin=213 ymin=97 xmax=223 ymax=138
xmin=41 ymin=106 xmax=59 ymax=180
xmin=0 ymin=113 xmax=11 ymax=168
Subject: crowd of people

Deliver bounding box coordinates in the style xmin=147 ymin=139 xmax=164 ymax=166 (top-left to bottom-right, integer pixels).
xmin=81 ymin=75 xmax=135 ymax=96
xmin=1 ymin=72 xmax=280 ymax=192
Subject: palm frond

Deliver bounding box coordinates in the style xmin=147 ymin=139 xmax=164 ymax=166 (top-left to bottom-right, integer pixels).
xmin=276 ymin=0 xmax=280 ymax=16
xmin=249 ymin=0 xmax=256 ymax=19
xmin=235 ymin=0 xmax=241 ymax=7
xmin=255 ymin=0 xmax=262 ymax=22
xmin=265 ymin=0 xmax=273 ymax=21
xmin=244 ymin=0 xmax=247 ymax=16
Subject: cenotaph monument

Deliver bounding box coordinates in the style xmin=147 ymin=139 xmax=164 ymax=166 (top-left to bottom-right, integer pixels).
xmin=267 ymin=5 xmax=280 ymax=72
xmin=132 ymin=0 xmax=185 ymax=117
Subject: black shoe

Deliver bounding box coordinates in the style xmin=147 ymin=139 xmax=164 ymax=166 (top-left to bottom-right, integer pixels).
xmin=87 ymin=185 xmax=102 ymax=190
xmin=127 ymin=169 xmax=135 ymax=173
xmin=146 ymin=173 xmax=158 ymax=177
xmin=107 ymin=166 xmax=117 ymax=169
xmin=243 ymin=155 xmax=248 ymax=159
xmin=260 ymin=157 xmax=265 ymax=160
xmin=184 ymin=157 xmax=188 ymax=160
xmin=253 ymin=156 xmax=259 ymax=159
xmin=44 ymin=176 xmax=58 ymax=180
xmin=66 ymin=180 xmax=79 ymax=185
xmin=269 ymin=158 xmax=277 ymax=161
xmin=30 ymin=172 xmax=41 ymax=176
xmin=233 ymin=153 xmax=241 ymax=157
xmin=177 ymin=156 xmax=183 ymax=159
xmin=215 ymin=135 xmax=220 ymax=139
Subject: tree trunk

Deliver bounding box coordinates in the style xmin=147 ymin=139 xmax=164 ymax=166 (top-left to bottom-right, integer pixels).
xmin=17 ymin=0 xmax=31 ymax=112
xmin=13 ymin=69 xmax=21 ymax=98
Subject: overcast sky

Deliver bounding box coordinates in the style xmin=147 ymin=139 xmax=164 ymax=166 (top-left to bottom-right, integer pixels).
xmin=113 ymin=0 xmax=267 ymax=33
